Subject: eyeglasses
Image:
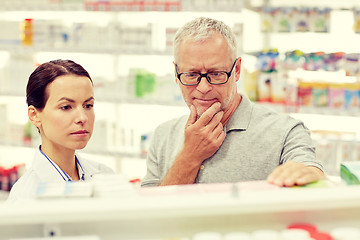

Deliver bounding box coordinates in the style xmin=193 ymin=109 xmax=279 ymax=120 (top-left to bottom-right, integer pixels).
xmin=175 ymin=59 xmax=237 ymax=86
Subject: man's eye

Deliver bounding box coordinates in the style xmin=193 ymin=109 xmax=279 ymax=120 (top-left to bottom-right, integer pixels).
xmin=210 ymin=72 xmax=222 ymax=77
xmin=185 ymin=73 xmax=198 ymax=78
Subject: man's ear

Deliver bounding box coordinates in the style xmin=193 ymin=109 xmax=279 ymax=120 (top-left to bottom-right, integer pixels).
xmin=234 ymin=57 xmax=242 ymax=83
xmin=28 ymin=106 xmax=41 ymax=129
xmin=173 ymin=61 xmax=180 ymax=84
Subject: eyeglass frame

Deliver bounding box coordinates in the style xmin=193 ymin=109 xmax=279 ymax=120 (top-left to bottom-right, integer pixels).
xmin=175 ymin=58 xmax=238 ymax=86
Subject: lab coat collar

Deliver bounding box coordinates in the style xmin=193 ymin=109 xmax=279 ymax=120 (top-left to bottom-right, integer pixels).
xmin=33 ymin=146 xmax=92 ymax=182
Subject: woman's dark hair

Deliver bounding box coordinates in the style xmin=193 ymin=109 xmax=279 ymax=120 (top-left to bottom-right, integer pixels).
xmin=26 ymin=59 xmax=92 ymax=109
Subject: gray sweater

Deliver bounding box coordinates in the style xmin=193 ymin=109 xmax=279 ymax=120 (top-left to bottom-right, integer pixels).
xmin=141 ymin=94 xmax=323 ymax=187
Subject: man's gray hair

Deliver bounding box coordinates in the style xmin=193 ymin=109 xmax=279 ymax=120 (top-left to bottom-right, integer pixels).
xmin=173 ymin=17 xmax=237 ymax=62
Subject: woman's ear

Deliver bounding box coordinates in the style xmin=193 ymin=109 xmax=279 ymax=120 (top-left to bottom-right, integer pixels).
xmin=28 ymin=106 xmax=41 ymax=129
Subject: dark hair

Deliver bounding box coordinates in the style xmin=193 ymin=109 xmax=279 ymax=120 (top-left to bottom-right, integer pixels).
xmin=26 ymin=59 xmax=93 ymax=109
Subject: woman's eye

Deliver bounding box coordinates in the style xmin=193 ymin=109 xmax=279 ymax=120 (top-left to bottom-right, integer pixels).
xmin=85 ymin=104 xmax=94 ymax=109
xmin=60 ymin=105 xmax=71 ymax=110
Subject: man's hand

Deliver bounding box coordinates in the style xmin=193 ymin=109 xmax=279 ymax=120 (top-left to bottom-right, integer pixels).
xmin=183 ymin=102 xmax=226 ymax=164
xmin=267 ymin=161 xmax=325 ymax=187
xmin=159 ymin=102 xmax=225 ymax=186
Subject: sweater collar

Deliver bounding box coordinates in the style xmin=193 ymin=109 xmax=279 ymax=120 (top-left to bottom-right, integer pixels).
xmin=224 ymin=93 xmax=253 ymax=132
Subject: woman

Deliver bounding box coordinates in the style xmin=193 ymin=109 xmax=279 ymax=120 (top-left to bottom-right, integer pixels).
xmin=7 ymin=59 xmax=114 ymax=202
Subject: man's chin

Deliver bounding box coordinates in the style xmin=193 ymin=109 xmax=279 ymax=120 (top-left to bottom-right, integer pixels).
xmin=195 ymin=107 xmax=208 ymax=117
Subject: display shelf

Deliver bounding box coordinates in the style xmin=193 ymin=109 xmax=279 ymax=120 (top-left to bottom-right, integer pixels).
xmin=0 ymin=45 xmax=173 ymax=56
xmin=0 ymin=183 xmax=360 ymax=239
xmin=296 ymin=106 xmax=360 ymax=117
xmin=0 ymin=3 xmax=84 ymax=12
xmin=0 ymin=140 xmax=144 ymax=160
xmin=0 ymin=0 xmax=243 ymax=12
xmin=1 ymin=89 xmax=358 ymax=116
xmin=252 ymin=0 xmax=360 ymax=9
xmin=256 ymin=102 xmax=360 ymax=117
xmin=0 ymin=90 xmax=185 ymax=107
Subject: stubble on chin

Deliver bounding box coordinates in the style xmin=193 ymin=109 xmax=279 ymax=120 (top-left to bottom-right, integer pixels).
xmin=195 ymin=106 xmax=205 ymax=118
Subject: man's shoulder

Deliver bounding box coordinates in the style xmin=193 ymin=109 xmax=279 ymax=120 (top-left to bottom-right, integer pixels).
xmin=253 ymin=103 xmax=293 ymax=119
xmin=251 ymin=103 xmax=303 ymax=128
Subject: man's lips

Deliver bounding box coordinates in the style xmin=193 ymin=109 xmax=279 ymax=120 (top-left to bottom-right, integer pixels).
xmin=194 ymin=98 xmax=217 ymax=104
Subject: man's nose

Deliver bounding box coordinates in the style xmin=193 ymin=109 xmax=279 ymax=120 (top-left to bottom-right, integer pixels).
xmin=196 ymin=75 xmax=212 ymax=93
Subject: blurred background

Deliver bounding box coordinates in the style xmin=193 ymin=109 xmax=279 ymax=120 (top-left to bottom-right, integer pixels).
xmin=0 ymin=0 xmax=360 ymax=193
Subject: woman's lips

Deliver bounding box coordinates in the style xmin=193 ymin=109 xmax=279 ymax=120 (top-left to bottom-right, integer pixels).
xmin=71 ymin=130 xmax=89 ymax=137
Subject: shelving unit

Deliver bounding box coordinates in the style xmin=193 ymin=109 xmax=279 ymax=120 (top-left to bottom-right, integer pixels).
xmin=1 ymin=183 xmax=360 ymax=240
xmin=1 ymin=1 xmax=360 ymax=240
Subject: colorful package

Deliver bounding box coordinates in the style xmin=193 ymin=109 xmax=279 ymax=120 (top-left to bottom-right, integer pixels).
xmin=328 ymin=83 xmax=344 ymax=109
xmin=344 ymin=83 xmax=360 ymax=110
xmin=257 ymin=71 xmax=272 ymax=102
xmin=312 ymin=82 xmax=328 ymax=107
xmin=297 ymin=81 xmax=313 ymax=106
xmin=271 ymin=71 xmax=286 ymax=103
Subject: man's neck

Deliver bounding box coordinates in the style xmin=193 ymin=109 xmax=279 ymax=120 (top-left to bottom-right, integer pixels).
xmin=221 ymin=93 xmax=242 ymax=126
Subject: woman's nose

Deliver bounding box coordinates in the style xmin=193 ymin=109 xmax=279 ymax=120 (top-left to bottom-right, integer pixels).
xmin=75 ymin=108 xmax=88 ymax=124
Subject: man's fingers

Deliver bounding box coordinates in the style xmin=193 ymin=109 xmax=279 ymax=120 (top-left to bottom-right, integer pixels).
xmin=210 ymin=110 xmax=224 ymax=130
xmin=268 ymin=161 xmax=300 ymax=186
xmin=268 ymin=161 xmax=325 ymax=187
xmin=186 ymin=105 xmax=197 ymax=127
xmin=196 ymin=102 xmax=222 ymax=125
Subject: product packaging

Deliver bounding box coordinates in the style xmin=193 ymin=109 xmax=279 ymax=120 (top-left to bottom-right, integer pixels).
xmin=297 ymin=81 xmax=313 ymax=106
xmin=328 ymin=83 xmax=344 ymax=109
xmin=312 ymin=82 xmax=328 ymax=107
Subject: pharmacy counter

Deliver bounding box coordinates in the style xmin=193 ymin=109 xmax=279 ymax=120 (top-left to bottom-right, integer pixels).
xmin=0 ymin=181 xmax=360 ymax=240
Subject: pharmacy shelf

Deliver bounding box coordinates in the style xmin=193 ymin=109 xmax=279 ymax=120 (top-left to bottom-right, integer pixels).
xmin=0 ymin=183 xmax=360 ymax=239
xmin=0 ymin=140 xmax=144 ymax=160
xmin=296 ymin=106 xmax=360 ymax=117
xmin=0 ymin=90 xmax=356 ymax=115
xmin=0 ymin=3 xmax=84 ymax=12
xmin=251 ymin=0 xmax=360 ymax=9
xmin=0 ymin=91 xmax=185 ymax=107
xmin=0 ymin=2 xmax=179 ymax=12
xmin=256 ymin=102 xmax=360 ymax=117
xmin=0 ymin=45 xmax=173 ymax=56
xmin=0 ymin=1 xmax=242 ymax=12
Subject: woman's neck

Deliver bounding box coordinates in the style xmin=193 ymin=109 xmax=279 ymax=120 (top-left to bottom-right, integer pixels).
xmin=40 ymin=144 xmax=80 ymax=181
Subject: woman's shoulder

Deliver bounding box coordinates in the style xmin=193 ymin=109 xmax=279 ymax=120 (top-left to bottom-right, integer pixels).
xmin=7 ymin=169 xmax=40 ymax=203
xmin=77 ymin=155 xmax=115 ymax=175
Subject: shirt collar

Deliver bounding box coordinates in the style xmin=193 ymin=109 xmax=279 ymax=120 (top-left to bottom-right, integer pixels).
xmin=224 ymin=93 xmax=253 ymax=132
xmin=76 ymin=157 xmax=85 ymax=181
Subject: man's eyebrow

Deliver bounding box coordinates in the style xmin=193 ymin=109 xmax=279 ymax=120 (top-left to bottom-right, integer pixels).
xmin=185 ymin=65 xmax=225 ymax=72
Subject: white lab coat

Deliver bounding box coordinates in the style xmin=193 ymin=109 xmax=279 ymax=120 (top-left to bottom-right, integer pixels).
xmin=7 ymin=146 xmax=114 ymax=203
